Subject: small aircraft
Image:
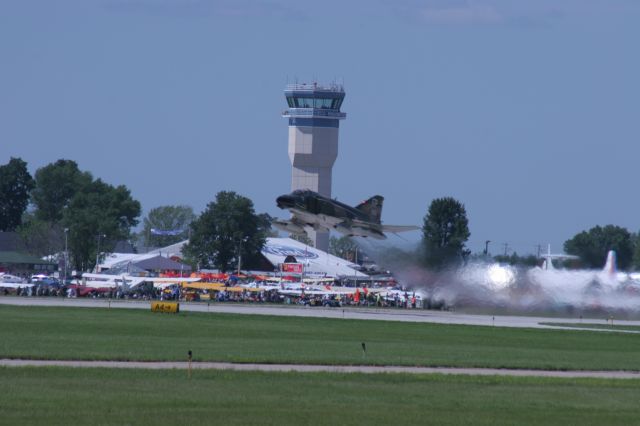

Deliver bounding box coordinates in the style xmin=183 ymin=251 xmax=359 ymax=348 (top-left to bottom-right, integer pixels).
xmin=527 ymin=247 xmax=640 ymax=299
xmin=0 ymin=273 xmax=26 ymax=284
xmin=0 ymin=273 xmax=31 ymax=289
xmin=538 ymin=245 xmax=579 ymax=271
xmin=80 ymin=273 xmax=201 ymax=289
xmin=274 ymin=190 xmax=418 ymax=239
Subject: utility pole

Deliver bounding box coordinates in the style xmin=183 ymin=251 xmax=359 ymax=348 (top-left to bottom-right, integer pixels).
xmin=502 ymin=243 xmax=509 ymax=256
xmin=484 ymin=240 xmax=491 ymax=256
xmin=535 ymin=244 xmax=542 ymax=258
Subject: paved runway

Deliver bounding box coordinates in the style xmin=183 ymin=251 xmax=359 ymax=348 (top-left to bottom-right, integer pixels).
xmin=2 ymin=296 xmax=640 ymax=332
xmin=2 ymin=358 xmax=640 ymax=379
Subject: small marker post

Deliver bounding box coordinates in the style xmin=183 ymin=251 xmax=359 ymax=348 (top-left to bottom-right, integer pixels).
xmin=188 ymin=350 xmax=193 ymax=379
xmin=361 ymin=342 xmax=366 ymax=359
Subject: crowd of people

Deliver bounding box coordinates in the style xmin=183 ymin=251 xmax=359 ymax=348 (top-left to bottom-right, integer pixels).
xmin=1 ymin=272 xmax=424 ymax=309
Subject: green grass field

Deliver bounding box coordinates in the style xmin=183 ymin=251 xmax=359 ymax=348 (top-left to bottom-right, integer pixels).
xmin=540 ymin=322 xmax=640 ymax=332
xmin=1 ymin=367 xmax=639 ymax=426
xmin=2 ymin=305 xmax=640 ymax=370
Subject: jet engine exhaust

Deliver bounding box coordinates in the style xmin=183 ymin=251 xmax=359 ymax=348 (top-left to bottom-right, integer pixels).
xmin=352 ymin=238 xmax=640 ymax=317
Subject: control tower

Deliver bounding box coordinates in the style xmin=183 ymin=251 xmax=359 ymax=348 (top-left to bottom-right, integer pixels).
xmin=283 ymin=83 xmax=346 ymax=252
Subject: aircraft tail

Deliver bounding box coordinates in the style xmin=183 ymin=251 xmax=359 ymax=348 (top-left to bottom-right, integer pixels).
xmin=355 ymin=196 xmax=384 ymax=223
xmin=603 ymin=250 xmax=617 ymax=276
xmin=541 ymin=257 xmax=555 ymax=271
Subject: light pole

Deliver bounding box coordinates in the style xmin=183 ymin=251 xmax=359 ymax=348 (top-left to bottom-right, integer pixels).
xmin=237 ymin=237 xmax=243 ymax=275
xmin=95 ymin=234 xmax=105 ymax=273
xmin=236 ymin=235 xmax=249 ymax=275
xmin=484 ymin=240 xmax=491 ymax=256
xmin=64 ymin=228 xmax=69 ymax=281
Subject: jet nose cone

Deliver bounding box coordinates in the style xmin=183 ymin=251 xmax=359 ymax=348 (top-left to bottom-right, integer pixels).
xmin=276 ymin=194 xmax=295 ymax=209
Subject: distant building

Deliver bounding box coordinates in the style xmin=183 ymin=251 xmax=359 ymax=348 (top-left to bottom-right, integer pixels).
xmin=98 ymin=252 xmax=191 ymax=275
xmin=0 ymin=251 xmax=56 ymax=275
xmin=0 ymin=232 xmax=57 ymax=275
xmin=283 ymin=82 xmax=346 ymax=251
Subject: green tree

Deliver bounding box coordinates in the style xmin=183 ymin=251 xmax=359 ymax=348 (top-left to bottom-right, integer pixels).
xmin=329 ymin=236 xmax=357 ymax=261
xmin=63 ymin=179 xmax=141 ymax=271
xmin=15 ymin=159 xmax=90 ymax=260
xmin=631 ymin=232 xmax=640 ymax=271
xmin=31 ymin=159 xmax=92 ymax=222
xmin=422 ymin=197 xmax=470 ymax=269
xmin=183 ymin=191 xmax=269 ymax=272
xmin=0 ymin=157 xmax=35 ymax=231
xmin=564 ymin=225 xmax=634 ymax=270
xmin=632 ymin=233 xmax=640 ymax=271
xmin=141 ymin=205 xmax=196 ymax=248
xmin=16 ymin=214 xmax=65 ymax=257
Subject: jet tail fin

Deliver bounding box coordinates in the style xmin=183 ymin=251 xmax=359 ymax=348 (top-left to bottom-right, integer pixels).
xmin=603 ymin=250 xmax=617 ymax=276
xmin=541 ymin=258 xmax=555 ymax=271
xmin=355 ymin=196 xmax=384 ymax=223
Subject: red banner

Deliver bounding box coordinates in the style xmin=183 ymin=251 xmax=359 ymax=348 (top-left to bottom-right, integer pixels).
xmin=281 ymin=263 xmax=303 ymax=273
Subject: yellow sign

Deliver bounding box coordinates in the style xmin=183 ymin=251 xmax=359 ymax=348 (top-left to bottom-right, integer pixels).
xmin=151 ymin=301 xmax=180 ymax=313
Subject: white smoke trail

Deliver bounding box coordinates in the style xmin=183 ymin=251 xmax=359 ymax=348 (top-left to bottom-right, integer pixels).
xmin=353 ymin=238 xmax=640 ymax=315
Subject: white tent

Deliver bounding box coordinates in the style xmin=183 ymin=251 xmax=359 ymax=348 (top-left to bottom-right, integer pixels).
xmin=100 ymin=237 xmax=365 ymax=278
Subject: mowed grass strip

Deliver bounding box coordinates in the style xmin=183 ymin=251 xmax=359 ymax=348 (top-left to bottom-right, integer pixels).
xmin=540 ymin=322 xmax=640 ymax=332
xmin=1 ymin=367 xmax=639 ymax=426
xmin=2 ymin=305 xmax=640 ymax=370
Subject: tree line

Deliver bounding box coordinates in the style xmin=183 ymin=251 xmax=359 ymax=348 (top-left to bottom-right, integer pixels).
xmin=1 ymin=158 xmax=140 ymax=271
xmin=2 ymin=157 xmax=640 ymax=272
xmin=430 ymin=199 xmax=640 ymax=271
xmin=0 ymin=158 xmax=273 ymax=273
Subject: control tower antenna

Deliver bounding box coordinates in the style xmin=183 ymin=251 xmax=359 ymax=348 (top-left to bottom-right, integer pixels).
xmin=282 ymin=82 xmax=346 ymax=252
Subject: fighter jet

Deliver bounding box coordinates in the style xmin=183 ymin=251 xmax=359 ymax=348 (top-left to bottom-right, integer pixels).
xmin=274 ymin=189 xmax=419 ymax=239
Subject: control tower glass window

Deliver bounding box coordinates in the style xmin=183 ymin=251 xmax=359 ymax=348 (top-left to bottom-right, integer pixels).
xmin=286 ymin=96 xmax=343 ymax=110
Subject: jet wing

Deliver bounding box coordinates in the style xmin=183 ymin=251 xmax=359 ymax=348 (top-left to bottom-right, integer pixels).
xmin=290 ymin=208 xmax=342 ymax=229
xmin=273 ymin=209 xmax=338 ymax=235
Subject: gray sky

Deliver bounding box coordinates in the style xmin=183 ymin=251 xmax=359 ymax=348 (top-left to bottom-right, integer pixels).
xmin=2 ymin=0 xmax=639 ymax=255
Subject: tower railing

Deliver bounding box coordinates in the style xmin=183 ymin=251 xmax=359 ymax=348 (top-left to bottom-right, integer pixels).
xmin=285 ymin=83 xmax=344 ymax=92
xmin=282 ymin=108 xmax=347 ymax=119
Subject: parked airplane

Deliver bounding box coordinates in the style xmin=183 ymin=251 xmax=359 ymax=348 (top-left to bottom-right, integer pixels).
xmin=528 ymin=248 xmax=639 ymax=298
xmin=0 ymin=273 xmax=31 ymax=288
xmin=274 ymin=190 xmax=418 ymax=239
xmin=538 ymin=245 xmax=579 ymax=271
xmin=80 ymin=273 xmax=201 ymax=289
xmin=0 ymin=273 xmax=26 ymax=284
